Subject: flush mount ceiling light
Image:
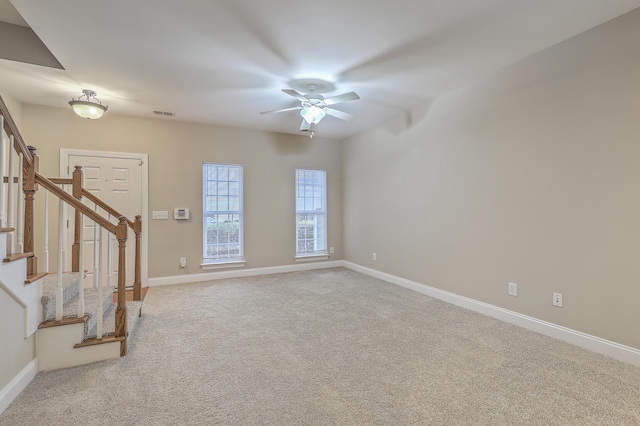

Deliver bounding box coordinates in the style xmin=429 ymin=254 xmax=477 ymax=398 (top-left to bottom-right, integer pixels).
xmin=68 ymin=89 xmax=108 ymax=119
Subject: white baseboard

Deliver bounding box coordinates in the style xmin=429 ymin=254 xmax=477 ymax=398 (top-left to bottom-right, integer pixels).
xmin=148 ymin=260 xmax=345 ymax=287
xmin=0 ymin=359 xmax=38 ymax=415
xmin=343 ymin=261 xmax=640 ymax=368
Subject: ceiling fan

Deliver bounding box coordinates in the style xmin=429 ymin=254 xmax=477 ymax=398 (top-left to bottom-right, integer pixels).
xmin=260 ymin=81 xmax=360 ymax=137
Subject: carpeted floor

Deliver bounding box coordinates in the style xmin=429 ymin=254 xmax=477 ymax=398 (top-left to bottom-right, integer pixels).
xmin=2 ymin=267 xmax=640 ymax=425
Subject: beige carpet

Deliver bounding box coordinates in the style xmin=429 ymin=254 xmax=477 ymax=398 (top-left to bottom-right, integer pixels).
xmin=2 ymin=267 xmax=640 ymax=425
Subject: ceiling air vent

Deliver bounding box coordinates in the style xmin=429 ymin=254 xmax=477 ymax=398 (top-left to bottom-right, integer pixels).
xmin=153 ymin=110 xmax=175 ymax=117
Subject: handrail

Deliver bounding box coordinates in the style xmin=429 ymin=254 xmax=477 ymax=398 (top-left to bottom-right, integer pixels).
xmin=49 ymin=178 xmax=73 ymax=185
xmin=81 ymin=188 xmax=135 ymax=229
xmin=35 ymin=172 xmax=117 ymax=234
xmin=0 ymin=95 xmax=33 ymax=166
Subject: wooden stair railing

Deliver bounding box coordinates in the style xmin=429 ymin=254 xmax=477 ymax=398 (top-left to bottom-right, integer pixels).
xmin=52 ymin=167 xmax=143 ymax=301
xmin=2 ymin=94 xmax=142 ymax=356
xmin=1 ymin=95 xmax=36 ymax=276
xmin=71 ymin=166 xmax=143 ymax=301
xmin=35 ymin=172 xmax=130 ymax=355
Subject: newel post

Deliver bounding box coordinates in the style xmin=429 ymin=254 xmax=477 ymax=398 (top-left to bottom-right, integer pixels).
xmin=23 ymin=146 xmax=38 ymax=276
xmin=115 ymin=216 xmax=128 ymax=356
xmin=71 ymin=166 xmax=83 ymax=272
xmin=133 ymin=215 xmax=142 ymax=301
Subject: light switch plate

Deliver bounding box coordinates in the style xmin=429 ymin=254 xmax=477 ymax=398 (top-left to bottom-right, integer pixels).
xmin=152 ymin=211 xmax=169 ymax=220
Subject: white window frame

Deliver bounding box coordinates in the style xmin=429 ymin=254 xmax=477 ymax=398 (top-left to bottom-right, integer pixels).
xmin=201 ymin=163 xmax=245 ymax=269
xmin=295 ymin=168 xmax=328 ymax=260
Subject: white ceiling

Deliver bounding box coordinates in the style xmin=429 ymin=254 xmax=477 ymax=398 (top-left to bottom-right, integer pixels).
xmin=1 ymin=0 xmax=640 ymax=139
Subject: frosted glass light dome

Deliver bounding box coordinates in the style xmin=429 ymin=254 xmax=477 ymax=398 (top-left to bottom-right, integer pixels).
xmin=69 ymin=90 xmax=108 ymax=119
xmin=300 ymin=105 xmax=326 ymax=124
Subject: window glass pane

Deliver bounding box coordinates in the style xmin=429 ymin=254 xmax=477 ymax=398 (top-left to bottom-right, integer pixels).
xmin=207 ymin=167 xmax=217 ymax=180
xmin=229 ymin=167 xmax=239 ymax=181
xmin=205 ymin=196 xmax=216 ymax=211
xmin=218 ymin=197 xmax=228 ymax=211
xmin=229 ymin=182 xmax=239 ymax=196
xmin=218 ymin=181 xmax=228 ymax=196
xmin=218 ymin=167 xmax=229 ymax=181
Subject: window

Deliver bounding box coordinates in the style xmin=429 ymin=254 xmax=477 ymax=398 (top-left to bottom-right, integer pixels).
xmin=295 ymin=169 xmax=327 ymax=257
xmin=202 ymin=163 xmax=244 ymax=266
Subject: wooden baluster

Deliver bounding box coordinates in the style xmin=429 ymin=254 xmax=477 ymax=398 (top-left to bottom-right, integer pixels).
xmin=72 ymin=166 xmax=82 ymax=272
xmin=6 ymin=136 xmax=14 ymax=254
xmin=0 ymin=114 xmax=4 ymax=227
xmin=24 ymin=146 xmax=37 ymax=276
xmin=115 ymin=217 xmax=128 ymax=356
xmin=133 ymin=215 xmax=142 ymax=301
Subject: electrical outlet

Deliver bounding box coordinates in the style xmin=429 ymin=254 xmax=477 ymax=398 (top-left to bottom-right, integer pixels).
xmin=330 ymin=247 xmax=334 ymax=254
xmin=553 ymin=292 xmax=563 ymax=307
xmin=179 ymin=257 xmax=187 ymax=268
xmin=372 ymin=253 xmax=377 ymax=261
xmin=508 ymin=282 xmax=517 ymax=297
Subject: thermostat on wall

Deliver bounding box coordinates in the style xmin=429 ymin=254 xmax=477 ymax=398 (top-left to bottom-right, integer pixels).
xmin=174 ymin=208 xmax=190 ymax=220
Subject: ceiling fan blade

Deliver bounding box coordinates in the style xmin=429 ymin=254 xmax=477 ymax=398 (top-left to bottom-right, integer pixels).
xmin=324 ymin=91 xmax=360 ymax=106
xmin=300 ymin=120 xmax=310 ymax=131
xmin=282 ymin=89 xmax=308 ymax=102
xmin=260 ymin=106 xmax=302 ymax=115
xmin=325 ymin=108 xmax=356 ymax=121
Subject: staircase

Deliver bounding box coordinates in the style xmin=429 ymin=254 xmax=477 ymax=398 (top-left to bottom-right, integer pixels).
xmin=0 ymin=94 xmax=144 ymax=374
xmin=37 ymin=273 xmax=143 ymax=370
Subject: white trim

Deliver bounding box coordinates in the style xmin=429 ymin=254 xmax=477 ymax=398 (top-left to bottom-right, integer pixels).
xmin=148 ymin=260 xmax=640 ymax=367
xmin=342 ymin=261 xmax=640 ymax=368
xmin=60 ymin=148 xmax=149 ymax=287
xmin=0 ymin=359 xmax=38 ymax=414
xmin=201 ymin=260 xmax=246 ymax=270
xmin=295 ymin=254 xmax=329 ymax=262
xmin=148 ymin=260 xmax=343 ymax=287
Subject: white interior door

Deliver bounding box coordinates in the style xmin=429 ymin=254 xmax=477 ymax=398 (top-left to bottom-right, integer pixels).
xmin=62 ymin=150 xmax=147 ymax=289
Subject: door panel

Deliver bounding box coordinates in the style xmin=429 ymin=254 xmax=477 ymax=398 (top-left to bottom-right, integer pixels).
xmin=67 ymin=154 xmax=142 ymax=288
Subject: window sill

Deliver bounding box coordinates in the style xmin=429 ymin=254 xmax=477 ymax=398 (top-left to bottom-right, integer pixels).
xmin=201 ymin=259 xmax=246 ymax=270
xmin=295 ymin=254 xmax=329 ymax=262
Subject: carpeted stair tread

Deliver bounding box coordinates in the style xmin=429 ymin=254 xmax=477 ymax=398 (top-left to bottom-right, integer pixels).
xmin=41 ymin=272 xmax=83 ymax=321
xmin=83 ymin=287 xmax=118 ymax=336
xmin=42 ymin=284 xmax=114 ymax=329
xmin=86 ymin=300 xmax=143 ymax=340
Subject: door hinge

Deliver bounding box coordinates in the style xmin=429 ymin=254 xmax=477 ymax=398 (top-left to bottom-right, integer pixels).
xmin=67 ymin=165 xmax=70 ymax=175
xmin=66 ymin=219 xmax=69 ymax=228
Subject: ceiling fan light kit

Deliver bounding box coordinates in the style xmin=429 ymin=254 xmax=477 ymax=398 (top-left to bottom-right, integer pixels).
xmin=300 ymin=105 xmax=326 ymax=124
xmin=69 ymin=89 xmax=108 ymax=119
xmin=260 ymin=78 xmax=360 ymax=137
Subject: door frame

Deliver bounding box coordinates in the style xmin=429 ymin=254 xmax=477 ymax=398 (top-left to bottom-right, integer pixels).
xmin=60 ymin=148 xmax=149 ymax=287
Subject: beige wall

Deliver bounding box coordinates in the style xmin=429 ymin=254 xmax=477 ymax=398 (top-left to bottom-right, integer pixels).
xmin=0 ymin=92 xmax=36 ymax=392
xmin=21 ymin=106 xmax=343 ymax=278
xmin=342 ymin=9 xmax=640 ymax=350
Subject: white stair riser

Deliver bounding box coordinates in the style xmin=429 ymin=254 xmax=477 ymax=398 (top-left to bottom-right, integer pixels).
xmin=36 ymin=323 xmax=121 ymax=371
